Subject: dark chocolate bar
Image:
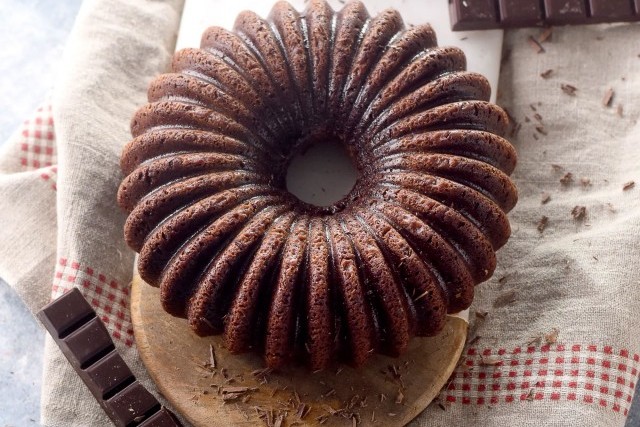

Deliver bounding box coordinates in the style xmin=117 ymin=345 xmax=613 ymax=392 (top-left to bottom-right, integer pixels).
xmin=450 ymin=0 xmax=640 ymax=30
xmin=37 ymin=288 xmax=182 ymax=427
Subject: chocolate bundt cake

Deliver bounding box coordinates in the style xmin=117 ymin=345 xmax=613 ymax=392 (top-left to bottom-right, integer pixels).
xmin=118 ymin=0 xmax=517 ymax=370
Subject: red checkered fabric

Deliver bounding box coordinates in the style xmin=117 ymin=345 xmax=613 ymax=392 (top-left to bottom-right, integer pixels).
xmin=443 ymin=344 xmax=640 ymax=416
xmin=17 ymin=103 xmax=57 ymax=171
xmin=52 ymin=257 xmax=134 ymax=347
xmin=39 ymin=165 xmax=58 ymax=191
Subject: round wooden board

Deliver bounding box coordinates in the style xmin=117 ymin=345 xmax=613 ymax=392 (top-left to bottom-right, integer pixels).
xmin=131 ymin=274 xmax=467 ymax=427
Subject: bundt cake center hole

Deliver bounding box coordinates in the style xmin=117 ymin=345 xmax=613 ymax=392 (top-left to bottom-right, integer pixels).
xmin=285 ymin=138 xmax=359 ymax=210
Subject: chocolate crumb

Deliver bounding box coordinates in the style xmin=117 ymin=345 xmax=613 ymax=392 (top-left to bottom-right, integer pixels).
xmin=540 ymin=69 xmax=553 ymax=79
xmin=527 ymin=36 xmax=545 ymax=53
xmin=371 ymin=411 xmax=376 ymax=422
xmin=538 ymin=27 xmax=553 ymax=43
xmin=623 ymin=181 xmax=635 ymax=191
xmin=561 ymin=84 xmax=577 ymax=96
xmin=438 ymin=402 xmax=447 ymax=411
xmin=532 ymin=133 xmax=539 ymax=140
xmin=617 ymin=104 xmax=624 ymax=117
xmin=529 ymin=103 xmax=537 ymax=112
xmin=606 ymin=203 xmax=617 ymax=213
xmin=534 ymin=113 xmax=543 ymax=122
xmin=544 ymin=328 xmax=559 ymax=344
xmin=526 ymin=389 xmax=535 ymax=401
xmin=379 ymin=393 xmax=387 ymax=402
xmin=395 ymin=390 xmax=404 ymax=405
xmin=571 ymin=206 xmax=586 ymax=221
xmin=468 ymin=335 xmax=481 ymax=346
xmin=602 ymin=88 xmax=614 ymax=107
xmin=560 ymin=172 xmax=573 ymax=186
xmin=535 ymin=126 xmax=547 ymax=135
xmin=498 ymin=275 xmax=509 ymax=284
xmin=541 ymin=193 xmax=551 ymax=204
xmin=551 ymin=164 xmax=563 ymax=172
xmin=133 ymin=416 xmax=145 ymax=423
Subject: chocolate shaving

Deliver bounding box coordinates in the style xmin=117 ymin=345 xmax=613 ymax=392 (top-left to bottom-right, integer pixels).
xmin=541 ymin=193 xmax=551 ymax=204
xmin=602 ymin=88 xmax=614 ymax=107
xmin=571 ymin=206 xmax=586 ymax=221
xmin=540 ymin=69 xmax=553 ymax=79
xmin=560 ymin=172 xmax=573 ymax=186
xmin=527 ymin=36 xmax=545 ymax=53
xmin=537 ymin=216 xmax=549 ymax=233
xmin=538 ymin=27 xmax=553 ymax=43
xmin=323 ymin=389 xmax=336 ymax=398
xmin=395 ymin=390 xmax=405 ymax=405
xmin=623 ymin=181 xmax=635 ymax=191
xmin=526 ymin=389 xmax=535 ymax=401
xmin=296 ymin=403 xmax=310 ymax=420
xmin=209 ymin=344 xmax=217 ymax=369
xmin=535 ymin=126 xmax=547 ymax=135
xmin=493 ymin=290 xmax=517 ymax=308
xmin=561 ymin=84 xmax=577 ymax=96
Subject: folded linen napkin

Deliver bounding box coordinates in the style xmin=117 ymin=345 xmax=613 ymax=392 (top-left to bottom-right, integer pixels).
xmin=0 ymin=0 xmax=638 ymax=426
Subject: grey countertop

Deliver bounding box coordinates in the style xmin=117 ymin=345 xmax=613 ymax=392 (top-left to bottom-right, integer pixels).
xmin=0 ymin=1 xmax=81 ymax=425
xmin=1 ymin=1 xmax=639 ymax=426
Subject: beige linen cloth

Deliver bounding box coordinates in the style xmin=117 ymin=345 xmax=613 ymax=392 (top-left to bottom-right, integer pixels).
xmin=0 ymin=0 xmax=638 ymax=425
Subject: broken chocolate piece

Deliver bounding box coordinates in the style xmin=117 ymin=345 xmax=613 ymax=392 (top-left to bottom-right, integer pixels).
xmin=37 ymin=288 xmax=182 ymax=427
xmin=449 ymin=0 xmax=640 ymax=30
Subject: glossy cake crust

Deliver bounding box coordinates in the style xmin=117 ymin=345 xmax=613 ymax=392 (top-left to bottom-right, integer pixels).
xmin=118 ymin=0 xmax=517 ymax=369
